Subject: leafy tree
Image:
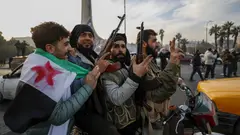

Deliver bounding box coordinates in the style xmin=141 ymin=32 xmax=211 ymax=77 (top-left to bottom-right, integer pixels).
xmin=222 ymin=21 xmax=234 ymax=49
xmin=180 ymin=38 xmax=188 ymax=52
xmin=209 ymin=24 xmax=221 ymax=50
xmin=0 ymin=31 xmax=6 ymax=46
xmin=231 ymin=26 xmax=240 ymax=48
xmin=175 ymin=33 xmax=182 ymax=48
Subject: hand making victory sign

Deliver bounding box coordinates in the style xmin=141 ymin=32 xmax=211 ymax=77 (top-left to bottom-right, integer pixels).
xmin=169 ymin=38 xmax=185 ymax=65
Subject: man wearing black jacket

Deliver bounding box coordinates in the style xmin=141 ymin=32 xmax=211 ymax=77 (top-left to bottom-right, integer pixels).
xmin=190 ymin=50 xmax=204 ymax=81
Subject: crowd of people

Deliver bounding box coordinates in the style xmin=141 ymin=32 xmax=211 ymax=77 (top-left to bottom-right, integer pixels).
xmin=3 ymin=22 xmax=184 ymax=135
xmin=189 ymin=48 xmax=240 ymax=81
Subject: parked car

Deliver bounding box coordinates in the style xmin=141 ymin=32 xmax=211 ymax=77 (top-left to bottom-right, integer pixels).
xmin=197 ymin=77 xmax=240 ymax=135
xmin=10 ymin=56 xmax=27 ymax=70
xmin=180 ymin=54 xmax=193 ymax=63
xmin=0 ymin=64 xmax=22 ymax=103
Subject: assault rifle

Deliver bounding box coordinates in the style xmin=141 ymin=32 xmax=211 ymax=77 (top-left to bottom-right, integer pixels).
xmin=99 ymin=14 xmax=125 ymax=56
xmin=136 ymin=22 xmax=144 ymax=64
xmin=135 ymin=22 xmax=153 ymax=112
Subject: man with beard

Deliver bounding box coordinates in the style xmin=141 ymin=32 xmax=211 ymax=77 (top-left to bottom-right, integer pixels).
xmin=98 ymin=33 xmax=152 ymax=135
xmin=135 ymin=29 xmax=183 ymax=134
xmin=4 ymin=22 xmax=101 ymax=135
xmin=68 ymin=24 xmax=120 ymax=135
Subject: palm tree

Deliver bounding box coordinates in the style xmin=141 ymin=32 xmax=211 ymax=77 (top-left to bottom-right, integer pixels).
xmin=0 ymin=31 xmax=6 ymax=45
xmin=218 ymin=29 xmax=226 ymax=51
xmin=180 ymin=38 xmax=188 ymax=52
xmin=231 ymin=26 xmax=240 ymax=48
xmin=209 ymin=24 xmax=221 ymax=50
xmin=175 ymin=33 xmax=182 ymax=48
xmin=159 ymin=29 xmax=164 ymax=46
xmin=222 ymin=21 xmax=234 ymax=49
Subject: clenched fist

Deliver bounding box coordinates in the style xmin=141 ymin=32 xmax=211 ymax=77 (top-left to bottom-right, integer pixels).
xmin=95 ymin=52 xmax=110 ymax=73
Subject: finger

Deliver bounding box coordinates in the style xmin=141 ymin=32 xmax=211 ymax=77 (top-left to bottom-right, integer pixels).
xmin=95 ymin=71 xmax=101 ymax=80
xmin=170 ymin=38 xmax=175 ymax=53
xmin=131 ymin=56 xmax=137 ymax=65
xmin=99 ymin=52 xmax=110 ymax=60
xmin=175 ymin=48 xmax=184 ymax=53
xmin=177 ymin=52 xmax=185 ymax=59
xmin=92 ymin=65 xmax=100 ymax=75
xmin=141 ymin=55 xmax=153 ymax=66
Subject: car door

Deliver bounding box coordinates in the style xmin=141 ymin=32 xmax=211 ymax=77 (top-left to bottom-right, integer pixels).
xmin=2 ymin=64 xmax=22 ymax=100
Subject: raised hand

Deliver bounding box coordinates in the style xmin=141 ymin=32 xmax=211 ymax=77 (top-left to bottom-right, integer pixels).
xmin=84 ymin=65 xmax=101 ymax=89
xmin=169 ymin=38 xmax=185 ymax=65
xmin=68 ymin=47 xmax=76 ymax=57
xmin=132 ymin=55 xmax=153 ymax=77
xmin=95 ymin=52 xmax=110 ymax=73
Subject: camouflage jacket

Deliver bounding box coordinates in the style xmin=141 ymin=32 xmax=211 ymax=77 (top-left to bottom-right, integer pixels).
xmin=138 ymin=61 xmax=179 ymax=103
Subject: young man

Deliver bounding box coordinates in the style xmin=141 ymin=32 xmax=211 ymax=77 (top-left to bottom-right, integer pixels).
xmin=99 ymin=33 xmax=152 ymax=135
xmin=134 ymin=29 xmax=184 ymax=134
xmin=4 ymin=22 xmax=100 ymax=135
xmin=68 ymin=24 xmax=120 ymax=135
xmin=190 ymin=50 xmax=204 ymax=81
xmin=204 ymin=48 xmax=217 ymax=79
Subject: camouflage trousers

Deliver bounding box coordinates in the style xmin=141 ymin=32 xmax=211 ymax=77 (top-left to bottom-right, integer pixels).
xmin=142 ymin=99 xmax=170 ymax=135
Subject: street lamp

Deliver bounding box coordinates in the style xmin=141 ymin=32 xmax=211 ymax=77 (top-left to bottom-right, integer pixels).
xmin=206 ymin=20 xmax=213 ymax=43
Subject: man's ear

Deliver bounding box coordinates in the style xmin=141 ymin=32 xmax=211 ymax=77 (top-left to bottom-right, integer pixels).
xmin=45 ymin=44 xmax=55 ymax=53
xmin=143 ymin=41 xmax=147 ymax=47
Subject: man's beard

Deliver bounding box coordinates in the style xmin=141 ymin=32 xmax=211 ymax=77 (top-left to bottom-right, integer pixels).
xmin=112 ymin=50 xmax=131 ymax=66
xmin=77 ymin=43 xmax=98 ymax=63
xmin=146 ymin=45 xmax=157 ymax=58
xmin=112 ymin=53 xmax=126 ymax=63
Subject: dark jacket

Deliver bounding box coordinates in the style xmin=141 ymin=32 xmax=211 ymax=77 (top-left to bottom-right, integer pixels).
xmin=192 ymin=54 xmax=202 ymax=67
xmin=68 ymin=51 xmax=103 ymax=115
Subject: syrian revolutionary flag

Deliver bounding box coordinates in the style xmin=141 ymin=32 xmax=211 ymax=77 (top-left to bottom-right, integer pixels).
xmin=4 ymin=48 xmax=89 ymax=135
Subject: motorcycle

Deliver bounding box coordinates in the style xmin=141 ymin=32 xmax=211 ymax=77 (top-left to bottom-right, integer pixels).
xmin=163 ymin=78 xmax=219 ymax=135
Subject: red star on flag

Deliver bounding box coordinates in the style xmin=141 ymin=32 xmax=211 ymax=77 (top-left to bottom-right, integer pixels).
xmin=31 ymin=61 xmax=62 ymax=86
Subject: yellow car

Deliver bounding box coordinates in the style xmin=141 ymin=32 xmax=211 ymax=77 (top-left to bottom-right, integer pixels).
xmin=197 ymin=77 xmax=240 ymax=135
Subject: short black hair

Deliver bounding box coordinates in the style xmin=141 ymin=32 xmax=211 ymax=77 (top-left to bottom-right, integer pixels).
xmin=136 ymin=29 xmax=157 ymax=45
xmin=31 ymin=22 xmax=69 ymax=50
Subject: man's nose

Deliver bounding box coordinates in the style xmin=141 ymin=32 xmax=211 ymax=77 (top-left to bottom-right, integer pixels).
xmin=119 ymin=47 xmax=125 ymax=52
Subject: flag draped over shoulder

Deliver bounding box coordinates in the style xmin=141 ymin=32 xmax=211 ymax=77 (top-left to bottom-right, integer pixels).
xmin=4 ymin=48 xmax=89 ymax=134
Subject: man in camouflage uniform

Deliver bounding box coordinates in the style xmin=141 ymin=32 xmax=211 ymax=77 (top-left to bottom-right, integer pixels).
xmin=99 ymin=33 xmax=152 ymax=135
xmin=134 ymin=29 xmax=183 ymax=134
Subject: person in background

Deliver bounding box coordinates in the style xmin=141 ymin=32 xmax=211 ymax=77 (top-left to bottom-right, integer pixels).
xmin=212 ymin=50 xmax=219 ymax=76
xmin=189 ymin=50 xmax=204 ymax=81
xmin=230 ymin=48 xmax=240 ymax=77
xmin=204 ymin=48 xmax=217 ymax=79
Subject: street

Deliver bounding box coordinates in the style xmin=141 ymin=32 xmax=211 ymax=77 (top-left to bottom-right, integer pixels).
xmin=0 ymin=63 xmax=239 ymax=135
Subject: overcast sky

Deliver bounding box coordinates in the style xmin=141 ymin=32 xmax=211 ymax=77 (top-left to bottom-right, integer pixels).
xmin=0 ymin=0 xmax=240 ymax=44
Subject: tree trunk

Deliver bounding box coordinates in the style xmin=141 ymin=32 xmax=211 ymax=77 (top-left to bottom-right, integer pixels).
xmin=214 ymin=34 xmax=218 ymax=50
xmin=233 ymin=33 xmax=238 ymax=48
xmin=227 ymin=29 xmax=230 ymax=49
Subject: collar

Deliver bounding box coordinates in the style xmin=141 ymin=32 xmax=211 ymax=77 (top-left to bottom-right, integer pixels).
xmin=75 ymin=49 xmax=95 ymax=66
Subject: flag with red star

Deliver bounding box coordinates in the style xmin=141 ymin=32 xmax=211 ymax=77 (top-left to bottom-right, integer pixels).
xmin=4 ymin=49 xmax=89 ymax=135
